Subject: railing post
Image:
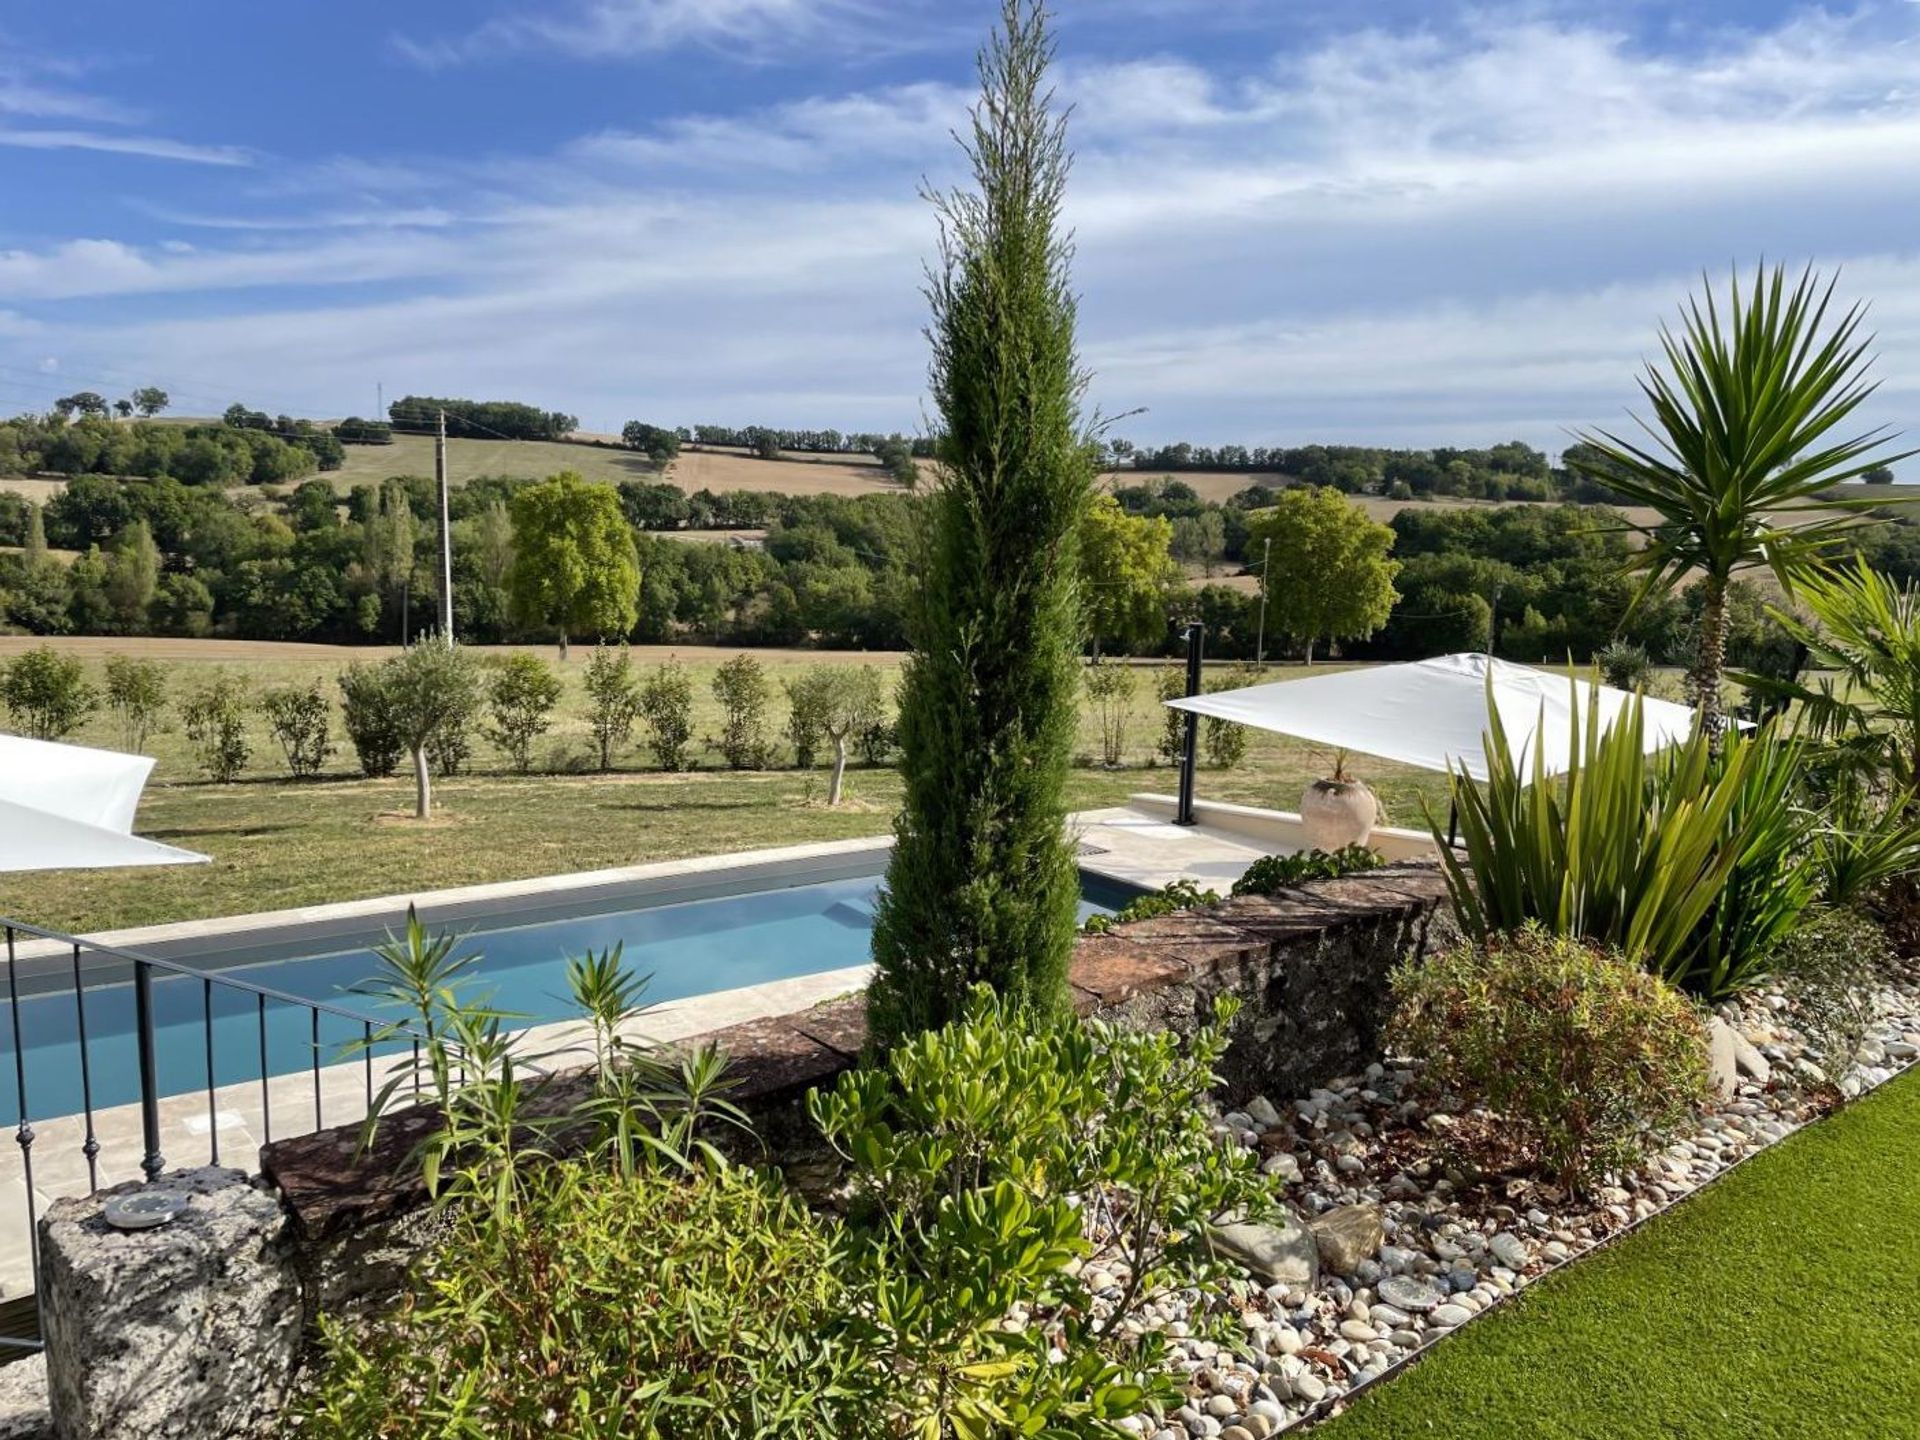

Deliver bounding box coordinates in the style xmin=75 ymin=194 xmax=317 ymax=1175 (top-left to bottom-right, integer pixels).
xmin=1176 ymin=621 xmax=1205 ymax=827
xmin=133 ymin=959 xmax=164 ymax=1182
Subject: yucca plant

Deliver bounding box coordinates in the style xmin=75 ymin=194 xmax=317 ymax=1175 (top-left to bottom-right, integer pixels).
xmin=1569 ymin=264 xmax=1907 ymax=740
xmin=1432 ymin=682 xmax=1817 ymax=1000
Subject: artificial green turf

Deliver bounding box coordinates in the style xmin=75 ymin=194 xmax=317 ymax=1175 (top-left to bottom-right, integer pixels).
xmin=1321 ymin=1066 xmax=1920 ymax=1440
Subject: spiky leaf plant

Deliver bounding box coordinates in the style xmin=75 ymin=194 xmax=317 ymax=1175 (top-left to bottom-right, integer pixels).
xmin=1569 ymin=264 xmax=1907 ymax=740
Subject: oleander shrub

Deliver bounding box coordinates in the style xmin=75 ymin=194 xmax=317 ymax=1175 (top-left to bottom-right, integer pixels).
xmin=0 ymin=645 xmax=96 ymax=740
xmin=1231 ymin=844 xmax=1384 ymax=896
xmin=1389 ymin=926 xmax=1712 ymax=1189
xmin=260 ymin=681 xmax=331 ymax=778
xmin=639 ymin=659 xmax=694 ymax=771
xmin=582 ymin=643 xmax=641 ymax=771
xmin=337 ymin=661 xmax=406 ymax=777
xmin=1083 ymin=662 xmax=1136 ymax=767
xmin=300 ymin=1162 xmax=871 ymax=1439
xmin=102 ymin=653 xmax=167 ymax=752
xmin=1083 ymin=877 xmax=1220 ymax=933
xmin=712 ymin=653 xmax=773 ymax=769
xmin=810 ymin=985 xmax=1272 ymax=1433
xmin=180 ymin=671 xmax=251 ymax=781
xmin=484 ymin=652 xmax=562 ymax=773
xmin=1769 ymin=906 xmax=1898 ymax=1085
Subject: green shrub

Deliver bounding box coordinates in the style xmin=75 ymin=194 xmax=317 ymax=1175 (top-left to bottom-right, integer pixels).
xmin=485 ymin=652 xmax=562 ymax=773
xmin=582 ymin=643 xmax=640 ymax=770
xmin=0 ymin=645 xmax=96 ymax=740
xmin=337 ymin=662 xmax=405 ymax=777
xmin=1231 ymin=844 xmax=1384 ymax=896
xmin=1438 ymin=686 xmax=1817 ymax=1001
xmin=811 ymin=985 xmax=1271 ymax=1433
xmin=783 ymin=669 xmax=829 ymax=767
xmin=1203 ymin=711 xmax=1248 ymax=769
xmin=712 ymin=653 xmax=773 ymax=769
xmin=639 ymin=659 xmax=694 ymax=770
xmin=299 ymin=1163 xmax=867 ymax=1440
xmin=179 ymin=671 xmax=251 ymax=781
xmin=102 ymin=653 xmax=166 ymax=752
xmin=260 ymin=681 xmax=331 ymax=778
xmin=1083 ymin=662 xmax=1136 ymax=767
xmin=1769 ymin=906 xmax=1898 ymax=1084
xmin=424 ymin=662 xmax=483 ymax=778
xmin=1597 ymin=639 xmax=1654 ymax=692
xmin=1083 ymin=877 xmax=1220 ymax=933
xmin=1155 ymin=665 xmax=1187 ymax=765
xmin=855 ymin=714 xmax=896 ymax=765
xmin=1388 ymin=927 xmax=1712 ymax=1189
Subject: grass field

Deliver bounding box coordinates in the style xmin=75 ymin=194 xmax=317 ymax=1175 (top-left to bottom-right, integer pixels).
xmin=1321 ymin=1064 xmax=1920 ymax=1440
xmin=0 ymin=637 xmax=1454 ymax=934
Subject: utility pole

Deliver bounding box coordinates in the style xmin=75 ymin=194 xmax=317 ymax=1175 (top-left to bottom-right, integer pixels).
xmin=435 ymin=409 xmax=454 ymax=642
xmin=1256 ymin=536 xmax=1271 ymax=668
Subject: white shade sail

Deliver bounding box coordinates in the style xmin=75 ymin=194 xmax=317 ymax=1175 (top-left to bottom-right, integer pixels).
xmin=1164 ymin=653 xmax=1700 ymax=783
xmin=0 ymin=734 xmax=208 ymax=873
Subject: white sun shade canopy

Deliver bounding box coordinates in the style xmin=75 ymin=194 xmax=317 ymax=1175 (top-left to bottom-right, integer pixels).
xmin=0 ymin=733 xmax=208 ymax=873
xmin=1164 ymin=653 xmax=1700 ymax=784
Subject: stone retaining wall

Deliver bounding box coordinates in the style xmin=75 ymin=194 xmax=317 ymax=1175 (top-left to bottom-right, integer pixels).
xmin=35 ymin=863 xmax=1452 ymax=1438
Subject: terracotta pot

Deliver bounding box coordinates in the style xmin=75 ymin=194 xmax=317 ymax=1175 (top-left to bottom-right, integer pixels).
xmin=1300 ymin=778 xmax=1378 ymax=851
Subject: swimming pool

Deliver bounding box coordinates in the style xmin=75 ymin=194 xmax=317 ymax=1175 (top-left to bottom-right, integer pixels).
xmin=4 ymin=865 xmax=1143 ymax=1122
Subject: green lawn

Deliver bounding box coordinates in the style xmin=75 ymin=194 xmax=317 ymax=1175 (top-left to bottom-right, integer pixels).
xmin=0 ymin=642 xmax=1457 ymax=933
xmin=1322 ymin=1065 xmax=1920 ymax=1440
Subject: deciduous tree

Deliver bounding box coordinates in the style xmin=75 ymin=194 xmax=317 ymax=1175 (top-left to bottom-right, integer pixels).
xmin=507 ymin=472 xmax=640 ymax=660
xmin=1247 ymin=487 xmax=1400 ymax=664
xmin=1080 ymin=493 xmax=1179 ymax=658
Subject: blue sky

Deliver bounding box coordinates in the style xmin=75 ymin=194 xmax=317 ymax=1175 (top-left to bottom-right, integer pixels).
xmin=2 ymin=0 xmax=1918 ymax=453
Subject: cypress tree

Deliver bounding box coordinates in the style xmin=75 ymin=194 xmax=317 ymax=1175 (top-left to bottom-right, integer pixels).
xmin=867 ymin=0 xmax=1092 ymax=1046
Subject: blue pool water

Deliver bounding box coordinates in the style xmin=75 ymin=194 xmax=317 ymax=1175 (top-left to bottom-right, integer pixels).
xmin=3 ymin=870 xmax=1136 ymax=1123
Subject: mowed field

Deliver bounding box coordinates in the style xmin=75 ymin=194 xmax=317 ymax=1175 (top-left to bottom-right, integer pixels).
xmin=326 ymin=434 xmax=908 ymax=499
xmin=0 ymin=636 xmax=1455 ymax=935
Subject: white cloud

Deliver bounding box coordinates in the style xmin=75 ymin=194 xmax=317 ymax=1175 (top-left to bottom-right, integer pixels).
xmin=394 ymin=0 xmax=892 ymax=68
xmin=0 ymin=127 xmax=252 ymax=166
xmin=10 ymin=4 xmax=1920 ymax=446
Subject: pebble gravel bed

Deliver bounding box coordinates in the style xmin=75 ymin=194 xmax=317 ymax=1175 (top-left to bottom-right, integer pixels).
xmin=1101 ymin=967 xmax=1920 ymax=1439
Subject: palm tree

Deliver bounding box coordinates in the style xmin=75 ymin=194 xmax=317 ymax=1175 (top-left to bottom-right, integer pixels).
xmin=1570 ymin=264 xmax=1906 ymax=739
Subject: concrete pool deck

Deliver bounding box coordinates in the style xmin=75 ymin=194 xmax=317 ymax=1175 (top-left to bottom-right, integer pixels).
xmin=0 ymin=799 xmax=1428 ymax=1296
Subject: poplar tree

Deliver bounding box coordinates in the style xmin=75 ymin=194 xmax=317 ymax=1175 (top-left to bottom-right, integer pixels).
xmin=867 ymin=1 xmax=1092 ymax=1046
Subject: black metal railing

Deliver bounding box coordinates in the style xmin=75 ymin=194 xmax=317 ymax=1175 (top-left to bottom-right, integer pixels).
xmin=0 ymin=915 xmax=413 ymax=1353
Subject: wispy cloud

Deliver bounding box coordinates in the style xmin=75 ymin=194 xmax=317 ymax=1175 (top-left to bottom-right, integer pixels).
xmin=0 ymin=36 xmax=251 ymax=167
xmin=10 ymin=4 xmax=1920 ymax=445
xmin=0 ymin=127 xmax=252 ymax=166
xmin=393 ymin=0 xmax=897 ymax=69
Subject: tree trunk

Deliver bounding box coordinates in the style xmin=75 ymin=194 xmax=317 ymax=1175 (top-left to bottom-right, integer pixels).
xmin=828 ymin=734 xmax=848 ymax=807
xmin=413 ymin=745 xmax=432 ymax=820
xmin=557 ymin=631 xmax=570 ymax=663
xmin=1304 ymin=637 xmax=1316 ymax=666
xmin=1691 ymin=574 xmax=1729 ymax=748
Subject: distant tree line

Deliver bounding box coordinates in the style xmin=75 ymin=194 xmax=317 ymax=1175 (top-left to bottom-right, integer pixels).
xmin=5 ymin=433 xmax=1908 ymax=664
xmin=0 ymin=409 xmax=335 ymax=487
xmin=387 ymin=396 xmax=578 ymax=442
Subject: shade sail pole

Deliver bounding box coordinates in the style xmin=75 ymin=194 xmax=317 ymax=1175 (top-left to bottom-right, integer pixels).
xmin=1176 ymin=622 xmax=1205 ymax=826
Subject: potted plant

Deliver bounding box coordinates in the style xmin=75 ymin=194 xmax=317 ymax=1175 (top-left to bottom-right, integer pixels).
xmin=1300 ymin=747 xmax=1379 ymax=851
